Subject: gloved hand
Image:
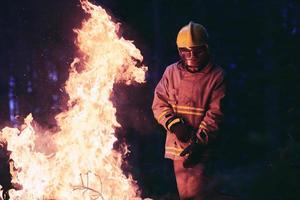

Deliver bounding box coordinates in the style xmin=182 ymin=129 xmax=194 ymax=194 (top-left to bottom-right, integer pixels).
xmin=196 ymin=128 xmax=209 ymax=145
xmin=182 ymin=143 xmax=205 ymax=168
xmin=180 ymin=131 xmax=207 ymax=168
xmin=170 ymin=121 xmax=192 ymax=143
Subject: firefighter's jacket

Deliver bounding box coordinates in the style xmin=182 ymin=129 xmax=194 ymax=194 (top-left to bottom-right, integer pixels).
xmin=152 ymin=61 xmax=226 ymax=160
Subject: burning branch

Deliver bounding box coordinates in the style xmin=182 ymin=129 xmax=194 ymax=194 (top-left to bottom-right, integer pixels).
xmin=72 ymin=171 xmax=104 ymax=200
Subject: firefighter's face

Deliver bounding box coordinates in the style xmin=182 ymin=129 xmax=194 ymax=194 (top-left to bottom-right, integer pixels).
xmin=178 ymin=45 xmax=209 ymax=68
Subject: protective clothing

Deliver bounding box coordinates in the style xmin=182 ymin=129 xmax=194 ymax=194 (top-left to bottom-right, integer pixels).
xmin=173 ymin=159 xmax=207 ymax=199
xmin=176 ymin=22 xmax=210 ymax=69
xmin=152 ymin=61 xmax=225 ymax=161
xmin=152 ymin=60 xmax=225 ymax=199
xmin=174 ymin=159 xmax=223 ymax=199
xmin=176 ymin=22 xmax=208 ymax=48
xmin=182 ymin=142 xmax=206 ymax=169
xmin=179 ymin=46 xmax=210 ymax=69
xmin=168 ymin=118 xmax=192 ymax=143
xmin=153 ymin=21 xmax=225 ymax=198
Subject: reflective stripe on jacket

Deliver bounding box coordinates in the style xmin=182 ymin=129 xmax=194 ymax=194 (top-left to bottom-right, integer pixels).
xmin=152 ymin=61 xmax=226 ymax=160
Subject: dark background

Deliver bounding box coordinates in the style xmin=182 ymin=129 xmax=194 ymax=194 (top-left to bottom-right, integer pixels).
xmin=0 ymin=0 xmax=299 ymax=199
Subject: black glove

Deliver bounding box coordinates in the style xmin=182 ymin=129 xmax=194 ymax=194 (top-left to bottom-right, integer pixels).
xmin=180 ymin=133 xmax=206 ymax=168
xmin=169 ymin=120 xmax=192 ymax=143
xmin=182 ymin=143 xmax=205 ymax=168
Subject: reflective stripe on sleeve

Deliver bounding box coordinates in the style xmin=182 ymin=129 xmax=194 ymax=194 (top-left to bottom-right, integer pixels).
xmin=167 ymin=118 xmax=181 ymax=131
xmin=199 ymin=124 xmax=208 ymax=133
xmin=157 ymin=108 xmax=173 ymax=122
xmin=199 ymin=122 xmax=209 ymax=133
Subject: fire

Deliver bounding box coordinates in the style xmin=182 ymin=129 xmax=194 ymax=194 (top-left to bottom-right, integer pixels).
xmin=0 ymin=0 xmax=148 ymax=199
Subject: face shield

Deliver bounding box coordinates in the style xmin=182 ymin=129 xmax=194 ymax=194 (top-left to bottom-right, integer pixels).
xmin=178 ymin=45 xmax=210 ymax=69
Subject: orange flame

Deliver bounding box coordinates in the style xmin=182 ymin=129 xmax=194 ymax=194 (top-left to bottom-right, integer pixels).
xmin=0 ymin=0 xmax=148 ymax=199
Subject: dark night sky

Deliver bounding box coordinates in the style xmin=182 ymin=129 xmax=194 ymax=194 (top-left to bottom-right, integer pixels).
xmin=0 ymin=0 xmax=300 ymax=199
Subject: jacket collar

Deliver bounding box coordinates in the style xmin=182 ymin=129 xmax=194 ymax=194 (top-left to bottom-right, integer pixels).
xmin=177 ymin=60 xmax=213 ymax=74
xmin=201 ymin=62 xmax=213 ymax=73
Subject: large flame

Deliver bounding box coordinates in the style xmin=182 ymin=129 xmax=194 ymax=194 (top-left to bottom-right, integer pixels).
xmin=0 ymin=0 xmax=147 ymax=199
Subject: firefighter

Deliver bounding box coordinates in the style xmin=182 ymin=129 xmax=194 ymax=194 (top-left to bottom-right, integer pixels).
xmin=152 ymin=22 xmax=226 ymax=199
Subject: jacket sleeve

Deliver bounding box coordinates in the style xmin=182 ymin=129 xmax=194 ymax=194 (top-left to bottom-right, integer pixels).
xmin=199 ymin=71 xmax=226 ymax=137
xmin=152 ymin=68 xmax=178 ymax=131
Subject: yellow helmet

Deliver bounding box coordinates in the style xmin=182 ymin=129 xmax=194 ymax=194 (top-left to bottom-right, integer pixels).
xmin=176 ymin=21 xmax=208 ymax=48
